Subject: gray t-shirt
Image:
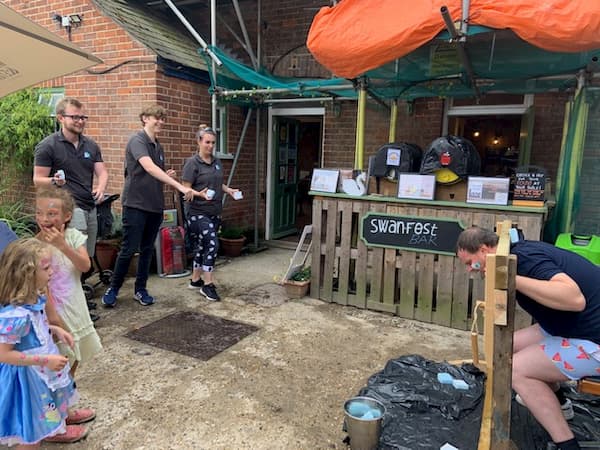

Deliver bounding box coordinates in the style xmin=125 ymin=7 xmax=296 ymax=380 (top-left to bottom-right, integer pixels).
xmin=34 ymin=131 xmax=103 ymax=211
xmin=182 ymin=154 xmax=224 ymax=217
xmin=121 ymin=130 xmax=165 ymax=214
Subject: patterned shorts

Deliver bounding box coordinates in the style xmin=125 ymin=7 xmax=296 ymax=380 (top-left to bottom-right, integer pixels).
xmin=540 ymin=328 xmax=600 ymax=380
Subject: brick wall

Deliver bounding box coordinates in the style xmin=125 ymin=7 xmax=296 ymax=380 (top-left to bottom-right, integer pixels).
xmin=5 ymin=0 xmax=255 ymax=229
xmin=530 ymin=92 xmax=570 ymax=182
xmin=4 ymin=0 xmax=578 ymax=238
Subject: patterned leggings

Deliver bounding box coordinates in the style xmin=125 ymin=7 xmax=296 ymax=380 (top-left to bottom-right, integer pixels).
xmin=186 ymin=214 xmax=221 ymax=272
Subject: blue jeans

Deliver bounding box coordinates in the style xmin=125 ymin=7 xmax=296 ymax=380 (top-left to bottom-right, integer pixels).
xmin=111 ymin=207 xmax=162 ymax=292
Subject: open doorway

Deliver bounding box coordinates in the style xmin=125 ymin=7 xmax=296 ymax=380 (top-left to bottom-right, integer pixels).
xmin=448 ymin=115 xmax=522 ymax=177
xmin=296 ymin=120 xmax=321 ymax=230
xmin=267 ymin=106 xmax=323 ymax=241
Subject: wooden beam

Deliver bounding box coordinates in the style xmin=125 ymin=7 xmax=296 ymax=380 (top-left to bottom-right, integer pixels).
xmin=478 ymin=222 xmax=517 ymax=450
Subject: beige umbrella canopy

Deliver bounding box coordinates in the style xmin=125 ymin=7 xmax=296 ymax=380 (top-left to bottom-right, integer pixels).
xmin=0 ymin=3 xmax=101 ymax=97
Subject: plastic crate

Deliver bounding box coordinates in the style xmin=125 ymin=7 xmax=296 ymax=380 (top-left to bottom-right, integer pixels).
xmin=554 ymin=233 xmax=600 ymax=265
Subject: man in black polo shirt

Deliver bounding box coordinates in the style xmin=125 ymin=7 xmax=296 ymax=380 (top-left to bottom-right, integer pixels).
xmin=33 ymin=97 xmax=108 ymax=259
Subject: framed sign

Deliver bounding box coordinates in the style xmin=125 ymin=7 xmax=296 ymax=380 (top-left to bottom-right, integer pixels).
xmin=513 ymin=166 xmax=545 ymax=206
xmin=398 ymin=174 xmax=435 ymax=200
xmin=467 ymin=177 xmax=510 ymax=205
xmin=310 ymin=169 xmax=339 ymax=193
xmin=360 ymin=213 xmax=466 ymax=255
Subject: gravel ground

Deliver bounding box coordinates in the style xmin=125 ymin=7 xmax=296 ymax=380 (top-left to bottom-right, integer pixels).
xmin=8 ymin=247 xmax=472 ymax=450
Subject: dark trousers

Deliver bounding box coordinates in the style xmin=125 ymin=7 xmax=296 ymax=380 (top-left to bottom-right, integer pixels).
xmin=111 ymin=207 xmax=162 ymax=292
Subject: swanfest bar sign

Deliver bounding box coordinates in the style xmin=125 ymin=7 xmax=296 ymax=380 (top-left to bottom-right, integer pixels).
xmin=360 ymin=213 xmax=466 ymax=255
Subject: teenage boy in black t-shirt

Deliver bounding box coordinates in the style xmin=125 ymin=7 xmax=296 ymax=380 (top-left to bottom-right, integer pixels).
xmin=101 ymin=105 xmax=194 ymax=308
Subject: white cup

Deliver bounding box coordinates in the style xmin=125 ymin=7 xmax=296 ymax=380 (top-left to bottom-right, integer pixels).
xmin=56 ymin=169 xmax=65 ymax=181
xmin=206 ymin=189 xmax=215 ymax=200
xmin=233 ymin=191 xmax=243 ymax=200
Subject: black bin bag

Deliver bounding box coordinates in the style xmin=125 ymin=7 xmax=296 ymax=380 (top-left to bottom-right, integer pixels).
xmin=420 ymin=135 xmax=481 ymax=183
xmin=371 ymin=142 xmax=423 ymax=181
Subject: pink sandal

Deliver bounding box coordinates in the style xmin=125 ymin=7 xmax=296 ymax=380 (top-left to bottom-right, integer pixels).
xmin=44 ymin=424 xmax=89 ymax=443
xmin=66 ymin=408 xmax=96 ymax=425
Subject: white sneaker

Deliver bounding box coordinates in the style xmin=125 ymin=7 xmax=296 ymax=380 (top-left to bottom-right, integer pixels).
xmin=515 ymin=394 xmax=574 ymax=420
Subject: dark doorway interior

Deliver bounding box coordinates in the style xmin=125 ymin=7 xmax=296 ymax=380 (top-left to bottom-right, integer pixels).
xmin=294 ymin=120 xmax=321 ymax=233
xmin=448 ymin=115 xmax=522 ymax=176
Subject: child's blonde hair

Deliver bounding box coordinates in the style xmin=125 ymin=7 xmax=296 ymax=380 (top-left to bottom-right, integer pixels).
xmin=36 ymin=186 xmax=75 ymax=218
xmin=0 ymin=238 xmax=50 ymax=306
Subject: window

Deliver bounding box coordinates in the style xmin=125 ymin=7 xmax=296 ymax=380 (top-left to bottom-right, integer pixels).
xmin=215 ymin=105 xmax=228 ymax=157
xmin=37 ymin=87 xmax=64 ymax=132
xmin=37 ymin=88 xmax=64 ymax=117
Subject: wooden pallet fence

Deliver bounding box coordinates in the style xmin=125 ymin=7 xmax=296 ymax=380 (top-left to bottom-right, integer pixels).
xmin=311 ymin=195 xmax=545 ymax=331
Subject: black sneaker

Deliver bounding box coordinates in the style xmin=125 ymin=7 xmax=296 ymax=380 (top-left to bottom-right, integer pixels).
xmin=188 ymin=278 xmax=204 ymax=290
xmin=200 ymin=283 xmax=221 ymax=302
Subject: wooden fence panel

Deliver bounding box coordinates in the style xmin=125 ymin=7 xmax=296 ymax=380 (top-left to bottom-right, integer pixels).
xmin=310 ymin=198 xmax=323 ymax=300
xmin=322 ymin=200 xmax=338 ymax=302
xmin=366 ymin=202 xmax=386 ymax=306
xmin=334 ymin=200 xmax=353 ymax=305
xmin=310 ymin=195 xmax=546 ymax=331
xmin=352 ymin=201 xmax=369 ymax=308
xmin=414 ymin=207 xmax=437 ymax=323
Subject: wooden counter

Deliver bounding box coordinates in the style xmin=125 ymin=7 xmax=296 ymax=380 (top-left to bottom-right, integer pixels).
xmin=309 ymin=192 xmax=547 ymax=331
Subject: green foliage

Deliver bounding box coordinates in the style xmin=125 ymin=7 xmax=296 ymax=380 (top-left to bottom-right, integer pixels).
xmin=0 ymin=194 xmax=35 ymax=238
xmin=220 ymin=225 xmax=246 ymax=239
xmin=291 ymin=266 xmax=311 ymax=282
xmin=0 ymin=89 xmax=54 ymax=173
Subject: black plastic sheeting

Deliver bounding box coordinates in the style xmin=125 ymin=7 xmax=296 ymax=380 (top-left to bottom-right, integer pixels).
xmin=371 ymin=142 xmax=423 ymax=179
xmin=353 ymin=355 xmax=600 ymax=450
xmin=420 ymin=135 xmax=481 ymax=182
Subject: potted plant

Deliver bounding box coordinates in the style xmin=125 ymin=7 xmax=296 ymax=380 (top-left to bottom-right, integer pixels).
xmin=283 ymin=266 xmax=311 ymax=299
xmin=219 ymin=225 xmax=246 ymax=257
xmin=95 ymin=213 xmax=122 ymax=271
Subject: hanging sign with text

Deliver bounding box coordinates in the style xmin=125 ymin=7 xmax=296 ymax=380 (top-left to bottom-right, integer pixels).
xmin=360 ymin=213 xmax=466 ymax=255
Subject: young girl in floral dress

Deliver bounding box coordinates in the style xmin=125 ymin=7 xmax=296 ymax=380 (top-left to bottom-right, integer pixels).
xmin=0 ymin=238 xmax=85 ymax=448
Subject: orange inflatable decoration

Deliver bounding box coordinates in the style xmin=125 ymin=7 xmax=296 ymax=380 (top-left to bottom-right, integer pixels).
xmin=307 ymin=0 xmax=600 ymax=79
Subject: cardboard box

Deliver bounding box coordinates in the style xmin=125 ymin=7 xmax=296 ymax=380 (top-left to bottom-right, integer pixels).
xmin=434 ymin=180 xmax=467 ymax=202
xmin=368 ymin=177 xmax=398 ymax=197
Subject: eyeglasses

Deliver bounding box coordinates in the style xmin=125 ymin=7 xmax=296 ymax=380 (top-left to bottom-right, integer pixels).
xmin=62 ymin=114 xmax=89 ymax=121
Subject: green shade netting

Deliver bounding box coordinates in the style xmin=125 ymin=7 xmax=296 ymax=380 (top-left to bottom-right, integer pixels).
xmin=200 ymin=46 xmax=354 ymax=104
xmin=544 ymin=87 xmax=597 ymax=242
xmin=567 ymin=88 xmax=600 ymax=237
xmin=200 ymin=27 xmax=599 ymax=103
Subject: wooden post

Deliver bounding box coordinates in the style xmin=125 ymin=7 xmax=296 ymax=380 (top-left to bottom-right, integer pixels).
xmin=478 ymin=220 xmax=517 ymax=450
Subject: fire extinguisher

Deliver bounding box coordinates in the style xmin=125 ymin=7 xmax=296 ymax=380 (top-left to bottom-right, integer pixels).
xmin=161 ymin=226 xmax=185 ymax=275
xmin=170 ymin=226 xmax=184 ymax=274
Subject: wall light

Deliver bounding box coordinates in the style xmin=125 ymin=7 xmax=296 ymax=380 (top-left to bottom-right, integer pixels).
xmin=52 ymin=13 xmax=83 ymax=40
xmin=473 ymin=130 xmax=480 ymax=138
xmin=492 ymin=137 xmax=500 ymax=145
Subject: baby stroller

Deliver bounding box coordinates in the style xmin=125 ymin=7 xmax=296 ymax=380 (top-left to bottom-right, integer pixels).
xmin=82 ymin=194 xmax=120 ymax=300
